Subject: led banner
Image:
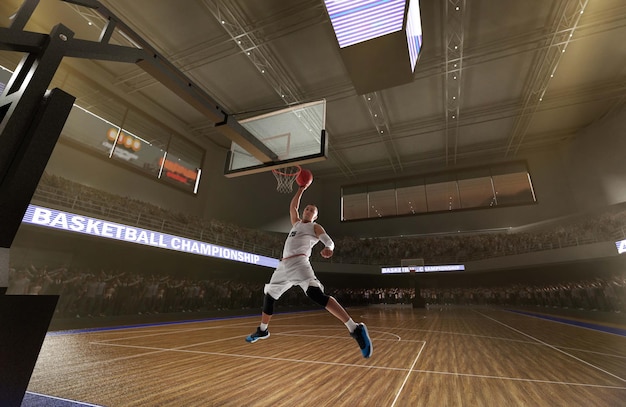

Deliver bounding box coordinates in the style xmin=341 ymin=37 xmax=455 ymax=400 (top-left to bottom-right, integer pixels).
xmin=62 ymin=106 xmax=165 ymax=177
xmin=324 ymin=0 xmax=406 ymax=48
xmin=22 ymin=205 xmax=279 ymax=269
xmin=58 ymin=105 xmax=203 ymax=193
xmin=381 ymin=265 xmax=465 ymax=274
xmin=158 ymin=154 xmax=199 ymax=188
xmin=615 ymin=239 xmax=626 ymax=254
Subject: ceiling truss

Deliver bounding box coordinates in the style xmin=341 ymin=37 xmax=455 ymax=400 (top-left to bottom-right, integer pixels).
xmin=362 ymin=91 xmax=403 ymax=173
xmin=505 ymin=0 xmax=589 ymax=157
xmin=442 ymin=0 xmax=467 ymax=166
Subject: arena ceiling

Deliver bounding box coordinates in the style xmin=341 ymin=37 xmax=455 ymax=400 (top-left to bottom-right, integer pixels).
xmin=1 ymin=0 xmax=625 ymax=181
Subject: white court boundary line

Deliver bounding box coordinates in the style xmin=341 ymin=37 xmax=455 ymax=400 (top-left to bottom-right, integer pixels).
xmin=89 ymin=339 xmax=414 ymax=372
xmin=88 ymin=339 xmax=626 ymax=391
xmin=409 ymin=369 xmax=626 ymax=390
xmin=557 ymin=346 xmax=626 ymax=360
xmin=341 ymin=325 xmax=626 ymax=359
xmin=390 ymin=341 xmax=426 ymax=407
xmin=476 ymin=311 xmax=626 ymax=384
xmin=276 ymin=327 xmax=404 ymax=342
xmin=64 ymin=309 xmax=626 ymax=399
xmin=506 ymin=309 xmax=626 ymax=338
xmin=84 ymin=314 xmax=321 ymax=343
xmin=86 ymin=324 xmax=425 ymax=383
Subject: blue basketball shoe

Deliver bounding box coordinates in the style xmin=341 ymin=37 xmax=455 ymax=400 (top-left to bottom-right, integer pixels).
xmin=246 ymin=327 xmax=270 ymax=343
xmin=350 ymin=323 xmax=373 ymax=358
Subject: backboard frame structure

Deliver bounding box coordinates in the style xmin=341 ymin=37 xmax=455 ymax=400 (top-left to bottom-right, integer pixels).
xmin=224 ymin=99 xmax=328 ymax=178
xmin=401 ymin=258 xmax=425 ymax=308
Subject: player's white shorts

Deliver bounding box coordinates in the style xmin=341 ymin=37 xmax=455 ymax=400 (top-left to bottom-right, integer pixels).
xmin=264 ymin=255 xmax=324 ymax=300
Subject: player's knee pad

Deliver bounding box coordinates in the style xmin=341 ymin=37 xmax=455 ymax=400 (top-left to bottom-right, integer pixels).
xmin=262 ymin=293 xmax=276 ymax=315
xmin=306 ymin=286 xmax=330 ymax=308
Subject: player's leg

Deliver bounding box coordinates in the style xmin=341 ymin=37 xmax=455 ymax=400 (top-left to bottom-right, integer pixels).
xmin=324 ymin=295 xmax=350 ymax=322
xmin=246 ymin=293 xmax=275 ymax=343
xmin=305 ymin=285 xmax=373 ymax=358
xmin=246 ymin=264 xmax=290 ymax=343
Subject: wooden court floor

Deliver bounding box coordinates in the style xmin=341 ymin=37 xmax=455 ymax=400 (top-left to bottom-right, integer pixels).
xmin=25 ymin=306 xmax=626 ymax=406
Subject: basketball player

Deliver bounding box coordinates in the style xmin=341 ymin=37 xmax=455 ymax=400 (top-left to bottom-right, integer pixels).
xmin=245 ymin=184 xmax=373 ymax=358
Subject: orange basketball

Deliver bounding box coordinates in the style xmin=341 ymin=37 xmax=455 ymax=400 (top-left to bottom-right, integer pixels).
xmin=296 ymin=168 xmax=313 ymax=187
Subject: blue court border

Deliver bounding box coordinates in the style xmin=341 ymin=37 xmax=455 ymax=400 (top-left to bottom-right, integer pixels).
xmin=22 ymin=391 xmax=104 ymax=407
xmin=45 ymin=313 xmax=257 ymax=336
xmin=507 ymin=309 xmax=626 ymax=337
xmin=45 ymin=308 xmax=322 ymax=336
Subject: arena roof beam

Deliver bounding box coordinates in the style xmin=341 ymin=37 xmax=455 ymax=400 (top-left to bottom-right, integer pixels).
xmin=363 ymin=91 xmax=403 ymax=173
xmin=442 ymin=0 xmax=467 ymax=166
xmin=60 ymin=0 xmax=277 ymax=162
xmin=504 ymin=0 xmax=589 ymax=157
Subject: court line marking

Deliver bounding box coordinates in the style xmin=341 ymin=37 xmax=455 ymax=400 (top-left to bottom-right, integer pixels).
xmin=75 ymin=315 xmax=626 ymax=360
xmin=78 ymin=308 xmax=388 ymax=343
xmin=88 ymin=339 xmax=414 ymax=371
xmin=556 ymin=347 xmax=626 ymax=360
xmin=86 ymin=340 xmax=626 ymax=390
xmin=84 ymin=314 xmax=319 ymax=343
xmin=409 ymin=328 xmax=626 ymax=358
xmin=276 ymin=333 xmax=410 ymax=342
xmin=390 ymin=341 xmax=425 ymax=407
xmin=85 ymin=320 xmax=626 ymax=390
xmin=355 ymin=325 xmax=626 ymax=359
xmin=408 ymin=369 xmax=626 ymax=390
xmin=54 ymin=309 xmax=626 ymax=388
xmin=89 ymin=324 xmax=402 ymax=344
xmin=506 ymin=309 xmax=626 ymax=337
xmin=47 ymin=309 xmax=331 ymax=336
xmin=41 ymin=308 xmax=626 ymax=404
xmin=90 ymin=322 xmax=540 ymax=345
xmin=88 ymin=324 xmax=250 ymax=343
xmin=83 ymin=332 xmax=410 ymax=374
xmin=384 ymin=327 xmax=540 ymax=343
xmin=476 ymin=311 xmax=626 ymax=384
xmin=84 ymin=319 xmax=626 ymax=359
xmin=275 ymin=328 xmax=403 ymax=341
xmin=87 ymin=330 xmax=407 ymax=353
xmin=85 ymin=326 xmax=398 ymax=365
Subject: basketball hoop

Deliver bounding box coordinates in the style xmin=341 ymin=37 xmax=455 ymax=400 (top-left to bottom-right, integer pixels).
xmin=272 ymin=165 xmax=301 ymax=193
xmin=402 ymin=258 xmax=423 ymax=276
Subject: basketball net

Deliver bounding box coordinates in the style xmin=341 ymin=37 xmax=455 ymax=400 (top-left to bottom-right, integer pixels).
xmin=272 ymin=165 xmax=301 ymax=193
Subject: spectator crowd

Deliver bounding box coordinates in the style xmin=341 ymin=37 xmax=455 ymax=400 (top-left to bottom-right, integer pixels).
xmin=6 ymin=264 xmax=267 ymax=318
xmin=6 ymin=263 xmax=625 ymax=317
xmin=33 ymin=173 xmax=626 ymax=266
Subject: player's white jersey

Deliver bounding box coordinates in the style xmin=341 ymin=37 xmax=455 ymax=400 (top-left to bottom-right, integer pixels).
xmin=282 ymin=221 xmax=318 ymax=258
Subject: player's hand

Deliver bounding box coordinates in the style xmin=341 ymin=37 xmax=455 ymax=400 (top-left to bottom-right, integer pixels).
xmin=321 ymin=247 xmax=333 ymax=258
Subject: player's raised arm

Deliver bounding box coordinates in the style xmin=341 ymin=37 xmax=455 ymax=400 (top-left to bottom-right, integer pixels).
xmin=290 ymin=186 xmax=305 ymax=225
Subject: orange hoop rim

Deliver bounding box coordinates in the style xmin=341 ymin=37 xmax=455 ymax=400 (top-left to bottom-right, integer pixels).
xmin=271 ymin=164 xmax=301 ymax=177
